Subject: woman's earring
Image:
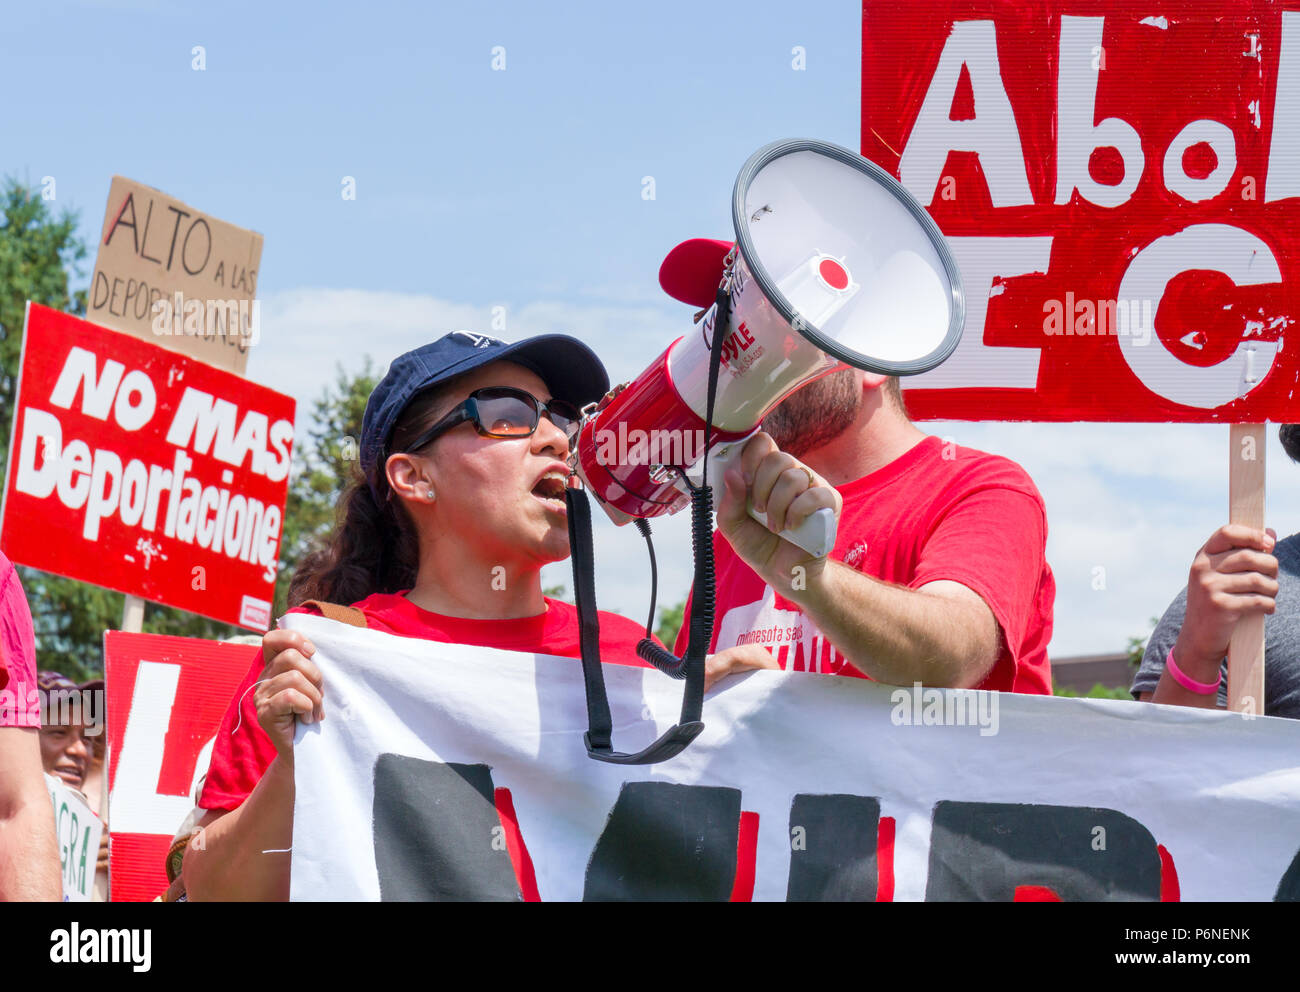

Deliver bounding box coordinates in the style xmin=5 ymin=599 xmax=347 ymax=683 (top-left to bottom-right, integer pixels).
xmin=425 ymin=487 xmax=436 ymax=501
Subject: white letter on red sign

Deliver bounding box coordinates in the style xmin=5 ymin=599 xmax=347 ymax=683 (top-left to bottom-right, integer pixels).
xmin=49 ymin=347 xmax=125 ymax=421
xmin=1055 ymin=16 xmax=1145 ymax=209
xmin=1163 ymin=120 xmax=1237 ymax=203
xmin=112 ymin=662 xmax=193 ymax=834
xmin=898 ymin=20 xmax=1033 ymax=208
xmin=1266 ymin=10 xmax=1300 ymax=203
xmin=113 ymin=370 xmax=157 ymax=432
xmin=1116 ymin=224 xmax=1282 ymax=409
xmin=14 ymin=409 xmax=61 ymax=499
xmin=906 ymin=237 xmax=1053 ymax=390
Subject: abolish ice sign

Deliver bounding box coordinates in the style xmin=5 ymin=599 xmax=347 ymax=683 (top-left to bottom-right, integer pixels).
xmin=862 ymin=1 xmax=1300 ymax=421
xmin=0 ymin=304 xmax=295 ymax=630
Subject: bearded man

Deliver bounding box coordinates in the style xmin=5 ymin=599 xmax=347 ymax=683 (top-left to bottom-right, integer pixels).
xmin=663 ymin=241 xmax=1056 ymax=695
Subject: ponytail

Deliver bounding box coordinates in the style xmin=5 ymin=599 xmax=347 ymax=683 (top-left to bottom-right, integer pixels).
xmin=288 ymin=468 xmax=420 ymax=607
xmin=288 ymin=372 xmax=466 ymax=608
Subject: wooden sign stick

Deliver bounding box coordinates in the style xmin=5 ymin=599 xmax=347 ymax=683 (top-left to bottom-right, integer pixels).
xmin=121 ymin=594 xmax=145 ymax=634
xmin=1227 ymin=423 xmax=1266 ymax=715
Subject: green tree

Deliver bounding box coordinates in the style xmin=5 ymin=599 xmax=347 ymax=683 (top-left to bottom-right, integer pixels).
xmin=654 ymin=597 xmax=686 ymax=650
xmin=0 ymin=179 xmax=87 ymax=468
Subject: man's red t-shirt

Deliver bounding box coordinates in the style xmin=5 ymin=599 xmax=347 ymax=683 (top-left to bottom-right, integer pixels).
xmin=675 ymin=436 xmax=1055 ymax=694
xmin=199 ymin=593 xmax=654 ymax=811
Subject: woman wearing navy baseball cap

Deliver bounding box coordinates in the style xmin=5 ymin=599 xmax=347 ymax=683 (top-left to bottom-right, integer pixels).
xmin=182 ymin=331 xmax=655 ymax=901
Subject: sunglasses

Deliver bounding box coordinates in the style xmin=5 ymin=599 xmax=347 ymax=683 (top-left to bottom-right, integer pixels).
xmin=404 ymin=386 xmax=582 ymax=453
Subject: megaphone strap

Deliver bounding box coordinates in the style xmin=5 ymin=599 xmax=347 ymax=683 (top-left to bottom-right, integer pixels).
xmin=564 ymin=485 xmax=614 ymax=752
xmin=566 ymin=284 xmax=732 ymax=764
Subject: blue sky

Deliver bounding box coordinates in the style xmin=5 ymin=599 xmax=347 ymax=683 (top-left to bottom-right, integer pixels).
xmin=5 ymin=0 xmax=1297 ymax=661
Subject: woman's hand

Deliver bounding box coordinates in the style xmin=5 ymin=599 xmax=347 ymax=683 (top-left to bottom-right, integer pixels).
xmin=704 ymin=644 xmax=781 ymax=692
xmin=254 ymin=629 xmax=324 ymax=759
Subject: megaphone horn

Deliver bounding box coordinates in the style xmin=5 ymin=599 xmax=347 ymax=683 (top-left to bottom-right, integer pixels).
xmin=574 ymin=138 xmax=965 ymax=556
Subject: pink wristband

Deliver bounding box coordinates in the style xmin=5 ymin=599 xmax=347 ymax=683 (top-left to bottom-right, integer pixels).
xmin=1166 ymin=647 xmax=1221 ymax=695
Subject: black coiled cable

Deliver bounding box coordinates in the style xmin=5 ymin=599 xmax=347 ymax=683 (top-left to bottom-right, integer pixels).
xmin=634 ymin=481 xmax=715 ymax=678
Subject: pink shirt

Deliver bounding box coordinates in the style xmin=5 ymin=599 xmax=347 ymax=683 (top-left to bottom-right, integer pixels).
xmin=0 ymin=552 xmax=40 ymax=728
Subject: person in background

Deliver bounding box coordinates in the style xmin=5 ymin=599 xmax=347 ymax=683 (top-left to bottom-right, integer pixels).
xmin=1132 ymin=425 xmax=1300 ymax=718
xmin=37 ymin=670 xmax=110 ymax=898
xmin=0 ymin=552 xmax=61 ymax=900
xmin=37 ymin=671 xmax=91 ymax=790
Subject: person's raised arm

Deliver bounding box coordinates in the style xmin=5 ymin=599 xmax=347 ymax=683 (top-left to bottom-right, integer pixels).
xmin=182 ymin=629 xmax=322 ymax=902
xmin=1140 ymin=524 xmax=1277 ymax=709
xmin=0 ymin=726 xmax=62 ymax=900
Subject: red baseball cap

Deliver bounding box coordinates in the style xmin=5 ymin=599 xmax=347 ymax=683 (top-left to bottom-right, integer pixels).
xmin=658 ymin=238 xmax=734 ymax=309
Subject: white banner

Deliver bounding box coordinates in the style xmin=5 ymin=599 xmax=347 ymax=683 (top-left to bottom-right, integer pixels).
xmin=46 ymin=774 xmax=103 ymax=902
xmin=286 ymin=614 xmax=1300 ymax=901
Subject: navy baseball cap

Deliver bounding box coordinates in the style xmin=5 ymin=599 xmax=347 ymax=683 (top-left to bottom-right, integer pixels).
xmin=360 ymin=330 xmax=609 ymax=497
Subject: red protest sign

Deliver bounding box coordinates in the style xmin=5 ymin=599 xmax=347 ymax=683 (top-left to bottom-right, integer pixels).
xmin=105 ymin=630 xmax=256 ymax=901
xmin=862 ymin=0 xmax=1300 ymax=421
xmin=0 ymin=304 xmax=294 ymax=629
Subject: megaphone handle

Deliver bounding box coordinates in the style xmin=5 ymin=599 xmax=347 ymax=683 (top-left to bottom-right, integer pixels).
xmin=748 ymin=504 xmax=837 ymax=560
xmin=691 ymin=437 xmax=838 ymax=558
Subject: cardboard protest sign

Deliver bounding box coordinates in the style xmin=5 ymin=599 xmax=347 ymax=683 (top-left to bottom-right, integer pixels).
xmin=89 ymin=176 xmax=262 ymax=376
xmin=0 ymin=304 xmax=294 ymax=630
xmin=46 ymin=774 xmax=104 ymax=902
xmin=105 ymin=631 xmax=257 ymax=902
xmin=861 ymin=1 xmax=1300 ymax=421
xmin=286 ymin=615 xmax=1300 ymax=901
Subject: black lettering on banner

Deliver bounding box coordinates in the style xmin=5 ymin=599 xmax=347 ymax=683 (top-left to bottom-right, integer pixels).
xmin=786 ymin=794 xmax=880 ymax=901
xmin=583 ymin=782 xmax=740 ymax=901
xmin=1275 ymin=847 xmax=1300 ymax=901
xmin=924 ymin=801 xmax=1163 ymax=901
xmin=371 ymin=755 xmax=521 ymax=902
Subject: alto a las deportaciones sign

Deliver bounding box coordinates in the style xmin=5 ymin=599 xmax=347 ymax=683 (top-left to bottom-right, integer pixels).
xmin=863 ymin=1 xmax=1300 ymax=421
xmin=89 ymin=176 xmax=263 ymax=378
xmin=0 ymin=305 xmax=295 ymax=630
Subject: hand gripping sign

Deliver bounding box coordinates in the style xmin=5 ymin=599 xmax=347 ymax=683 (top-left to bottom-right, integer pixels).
xmin=0 ymin=304 xmax=294 ymax=630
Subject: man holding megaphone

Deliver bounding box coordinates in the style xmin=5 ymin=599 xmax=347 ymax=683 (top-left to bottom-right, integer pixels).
xmin=672 ymin=336 xmax=1055 ymax=696
xmin=568 ymin=141 xmax=1054 ymax=763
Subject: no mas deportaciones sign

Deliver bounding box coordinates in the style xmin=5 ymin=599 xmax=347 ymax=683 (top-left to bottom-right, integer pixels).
xmin=0 ymin=305 xmax=294 ymax=630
